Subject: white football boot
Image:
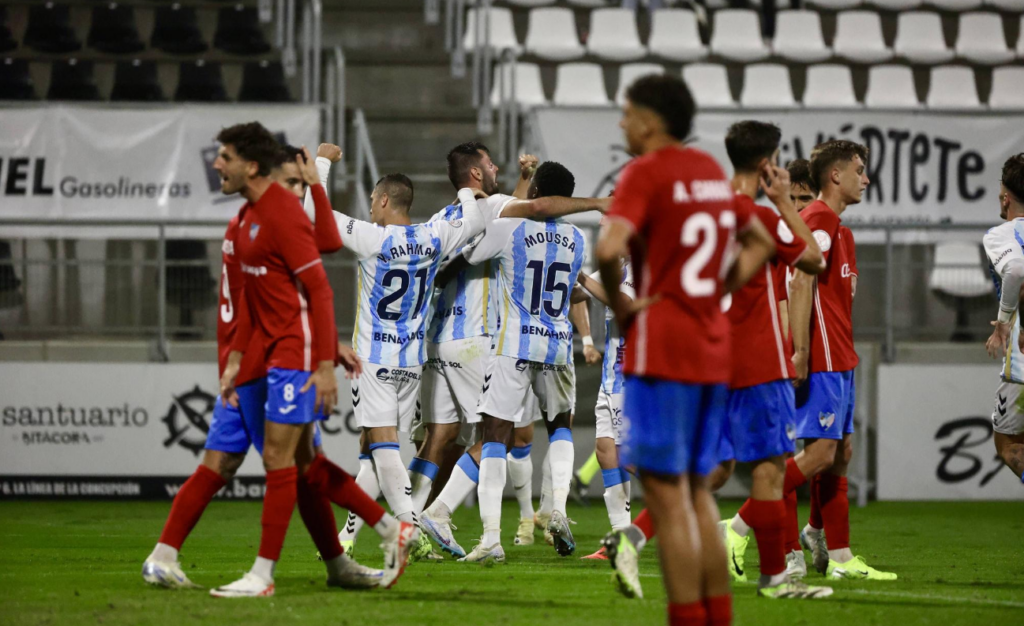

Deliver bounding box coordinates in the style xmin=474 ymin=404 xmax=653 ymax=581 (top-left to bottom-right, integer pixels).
xmin=379 ymin=521 xmax=420 ymax=589
xmin=209 ymin=572 xmax=274 ymax=598
xmin=141 ymin=557 xmax=200 ymax=589
xmin=326 ymin=552 xmax=383 ymax=589
xmin=458 ymin=540 xmax=506 ymax=564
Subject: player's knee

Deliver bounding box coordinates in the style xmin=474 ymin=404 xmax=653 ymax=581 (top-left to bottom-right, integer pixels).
xmin=218 ymin=453 xmax=246 ymax=480
xmin=708 ymin=461 xmax=734 ymax=492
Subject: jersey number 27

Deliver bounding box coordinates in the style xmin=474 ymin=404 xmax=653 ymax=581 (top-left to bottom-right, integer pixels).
xmin=680 ymin=210 xmax=736 ymax=297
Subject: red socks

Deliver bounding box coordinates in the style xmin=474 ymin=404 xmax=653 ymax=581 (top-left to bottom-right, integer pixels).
xmin=808 ymin=474 xmax=823 ymax=530
xmin=783 ymin=457 xmax=807 ymax=493
xmin=818 ymin=474 xmax=850 ymax=550
xmin=297 ymin=465 xmax=343 ymax=562
xmin=705 ymin=595 xmax=732 ymax=626
xmin=784 ymin=490 xmax=801 ymax=553
xmin=738 ymin=498 xmax=786 ymax=576
xmin=258 ymin=466 xmax=298 ymax=561
xmin=306 ymin=455 xmax=386 ymax=528
xmin=158 ymin=465 xmax=226 ymax=550
xmin=668 ymin=601 xmax=707 ymax=626
xmin=633 ymin=507 xmax=656 ymax=540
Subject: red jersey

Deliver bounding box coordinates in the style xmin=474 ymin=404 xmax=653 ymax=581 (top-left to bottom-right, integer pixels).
xmin=727 ymin=197 xmax=808 ymax=389
xmin=608 ymin=145 xmax=750 ymax=385
xmin=841 ymin=226 xmax=857 ymax=277
xmin=232 ymin=182 xmax=336 ymax=372
xmin=803 ymin=201 xmax=858 ymax=373
xmin=217 ymin=211 xmax=265 ymax=385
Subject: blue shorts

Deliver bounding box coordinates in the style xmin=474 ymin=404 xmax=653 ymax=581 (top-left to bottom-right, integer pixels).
xmin=266 ymin=367 xmax=327 ymax=426
xmin=795 ymin=370 xmax=856 ymax=441
xmin=718 ymin=380 xmax=798 ymax=464
xmin=206 ymin=376 xmax=323 ymax=454
xmin=620 ymin=376 xmax=727 ymax=477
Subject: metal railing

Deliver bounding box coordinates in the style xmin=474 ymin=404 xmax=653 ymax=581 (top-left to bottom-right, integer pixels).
xmin=349 ymin=109 xmax=381 ymax=220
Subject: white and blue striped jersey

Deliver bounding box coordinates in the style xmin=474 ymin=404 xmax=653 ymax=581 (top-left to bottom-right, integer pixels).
xmin=334 ymin=190 xmax=486 ymax=367
xmin=467 ymin=218 xmax=586 ymax=365
xmin=591 ymin=261 xmax=635 ymax=395
xmin=426 ymin=194 xmax=515 ymax=343
xmin=983 ymin=219 xmax=1024 ymax=383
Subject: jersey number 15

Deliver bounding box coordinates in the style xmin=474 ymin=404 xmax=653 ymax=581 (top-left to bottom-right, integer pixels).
xmin=525 ymin=260 xmax=571 ymax=317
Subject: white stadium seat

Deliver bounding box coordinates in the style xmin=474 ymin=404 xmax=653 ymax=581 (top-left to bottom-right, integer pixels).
xmin=802 ymin=64 xmax=860 ymax=108
xmin=834 ymin=11 xmax=893 ymax=64
xmin=806 ymin=0 xmax=864 ymax=9
xmin=926 ymin=65 xmax=981 ymax=109
xmin=615 ymin=63 xmax=665 ymax=106
xmin=740 ymin=64 xmax=797 ymax=108
xmin=586 ymin=8 xmax=647 ymax=62
xmin=710 ymin=10 xmax=770 ymax=62
xmin=773 ymin=11 xmax=831 ymax=63
xmin=525 ymin=8 xmax=585 ymax=61
xmin=988 ymin=66 xmax=1024 ymax=110
xmin=929 ymin=242 xmax=992 ymax=299
xmin=985 ymin=0 xmax=1024 ymax=10
xmin=553 ymin=62 xmax=610 ymax=106
xmin=927 ymin=0 xmax=983 ymax=10
xmin=873 ymin=0 xmax=923 ymax=8
xmin=955 ymin=12 xmax=1014 ymax=65
xmin=895 ymin=12 xmax=954 ymax=64
xmin=505 ymin=0 xmax=556 ymax=6
xmin=490 ymin=62 xmax=548 ymax=108
xmin=864 ymin=65 xmax=921 ymax=108
xmin=463 ymin=8 xmax=521 ymax=53
xmin=682 ymin=63 xmax=736 ymax=108
xmin=1019 ymin=15 xmax=1024 ymax=58
xmin=648 ymin=9 xmax=707 ymax=62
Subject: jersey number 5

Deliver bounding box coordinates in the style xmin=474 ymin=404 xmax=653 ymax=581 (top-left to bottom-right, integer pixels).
xmin=680 ymin=211 xmax=736 ymax=297
xmin=525 ymin=260 xmax=572 ymax=316
xmin=377 ymin=268 xmax=430 ymax=321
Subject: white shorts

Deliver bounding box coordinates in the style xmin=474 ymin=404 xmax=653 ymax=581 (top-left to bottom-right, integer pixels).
xmin=595 ymin=389 xmax=624 ymax=443
xmin=353 ymin=360 xmax=423 ymax=432
xmin=993 ymin=380 xmax=1024 ymax=435
xmin=477 ymin=355 xmax=576 ymax=423
xmin=422 ymin=337 xmax=490 ymax=426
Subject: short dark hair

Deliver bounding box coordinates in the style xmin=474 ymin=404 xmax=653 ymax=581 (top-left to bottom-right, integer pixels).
xmin=725 ymin=121 xmax=781 ymax=172
xmin=375 ymin=173 xmax=414 ymax=210
xmin=626 ymin=74 xmax=695 ymax=141
xmin=787 ymin=158 xmax=816 ymax=194
xmin=531 ymin=162 xmax=575 ymax=198
xmin=809 ymin=140 xmax=869 ymax=192
xmin=446 ymin=141 xmax=490 ymax=189
xmin=1002 ymin=153 xmax=1024 ymax=203
xmin=273 ymin=144 xmax=303 ymax=168
xmin=216 ymin=122 xmax=280 ymax=177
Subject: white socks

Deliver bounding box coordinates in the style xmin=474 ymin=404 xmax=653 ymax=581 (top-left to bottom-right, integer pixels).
xmin=373 ymin=514 xmax=399 ymax=539
xmin=538 ymin=448 xmax=553 ymax=517
xmin=731 ymin=512 xmax=752 ymax=538
xmin=508 ymin=444 xmax=535 ymax=520
xmin=371 ymin=443 xmax=415 ymax=523
xmin=429 ymin=452 xmax=479 ymax=518
xmin=150 ymin=542 xmax=178 ymax=563
xmin=251 ymin=556 xmax=275 ymax=583
xmin=339 ymin=454 xmax=380 ymax=544
xmin=601 ymin=467 xmax=631 ymax=531
xmin=408 ymin=457 xmax=439 ymax=514
xmin=478 ymin=442 xmax=508 ymax=546
xmin=548 ymin=428 xmax=574 ymax=516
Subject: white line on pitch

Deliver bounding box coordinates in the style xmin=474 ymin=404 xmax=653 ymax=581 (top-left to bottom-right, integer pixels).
xmin=844 ymin=589 xmax=1024 ymax=609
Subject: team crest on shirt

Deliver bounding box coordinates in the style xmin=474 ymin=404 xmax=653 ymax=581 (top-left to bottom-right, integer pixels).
xmin=515 ymin=359 xmax=530 ymax=372
xmin=818 ymin=411 xmax=836 ymax=430
xmin=813 ymin=230 xmax=831 ymax=252
xmin=375 ymin=368 xmax=391 ymax=382
xmin=786 ymin=423 xmax=797 ymax=441
xmin=249 ymin=223 xmax=260 ymax=240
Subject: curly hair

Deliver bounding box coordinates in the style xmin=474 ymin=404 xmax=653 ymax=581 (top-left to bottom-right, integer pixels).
xmin=216 ymin=122 xmax=280 ymax=177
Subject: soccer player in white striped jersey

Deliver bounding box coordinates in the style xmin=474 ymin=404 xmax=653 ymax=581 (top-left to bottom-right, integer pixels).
xmin=458 ymin=161 xmax=587 ymax=563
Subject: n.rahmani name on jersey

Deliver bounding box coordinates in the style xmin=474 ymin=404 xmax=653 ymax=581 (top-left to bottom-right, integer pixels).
xmin=983 ymin=218 xmax=1024 ymax=384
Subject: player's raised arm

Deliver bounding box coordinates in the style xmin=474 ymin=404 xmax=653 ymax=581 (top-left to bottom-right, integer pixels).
xmin=499 ymin=195 xmax=612 ymax=221
xmin=435 ymin=188 xmax=488 ymax=260
xmin=760 ymin=162 xmax=824 ymax=274
xmin=723 ymin=215 xmax=776 ymax=294
xmin=511 ymin=154 xmax=539 ymax=200
xmin=296 ymin=146 xmax=342 ymax=253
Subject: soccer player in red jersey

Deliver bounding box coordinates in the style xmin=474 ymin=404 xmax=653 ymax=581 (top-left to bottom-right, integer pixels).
xmin=786 ymin=140 xmax=895 ymax=581
xmin=205 ymin=123 xmax=417 ymax=598
xmin=595 ymin=74 xmax=776 ymax=624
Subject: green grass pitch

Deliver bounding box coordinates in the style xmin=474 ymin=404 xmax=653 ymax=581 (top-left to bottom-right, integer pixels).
xmin=1 ymin=500 xmax=1021 ymax=625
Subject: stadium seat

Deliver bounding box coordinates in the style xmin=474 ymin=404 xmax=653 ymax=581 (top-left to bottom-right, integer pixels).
xmin=586 ymin=8 xmax=646 ymax=62
xmin=214 ymin=5 xmax=271 ymax=55
xmin=47 ymin=59 xmax=100 ymax=101
xmin=463 ymin=7 xmax=522 ymax=53
xmin=740 ymin=64 xmax=797 ymax=108
xmin=873 ymin=0 xmax=924 ymax=8
xmin=710 ymin=10 xmax=770 ymax=62
xmin=806 ymin=0 xmax=864 ymax=9
xmin=985 ymin=0 xmax=1024 ymax=9
xmin=239 ymin=61 xmax=291 ymax=102
xmin=111 ymin=59 xmax=163 ymax=101
xmin=803 ymin=64 xmax=860 ymax=108
xmin=772 ymin=10 xmax=831 ymax=63
xmin=0 ymin=58 xmax=34 ymax=100
xmin=525 ymin=8 xmax=585 ymax=61
xmin=955 ymin=12 xmax=1014 ymax=65
xmin=566 ymin=0 xmax=609 ymax=6
xmin=929 ymin=241 xmax=992 ymax=341
xmin=864 ymin=65 xmax=921 ymax=108
xmin=615 ymin=63 xmax=664 ymax=106
xmin=0 ymin=7 xmax=18 ymax=53
xmin=151 ymin=5 xmax=208 ymax=55
xmin=647 ymin=9 xmax=706 ymax=62
xmin=24 ymin=3 xmax=81 ymax=53
xmin=490 ymin=62 xmax=548 ymax=108
xmin=682 ymin=63 xmax=736 ymax=108
xmin=175 ymin=60 xmax=228 ymax=102
xmin=834 ymin=11 xmax=893 ymax=64
xmin=553 ymin=63 xmax=610 ymax=106
xmin=927 ymin=0 xmax=983 ymax=9
xmin=87 ymin=3 xmax=144 ymax=54
xmin=926 ymin=65 xmax=981 ymax=109
xmin=894 ymin=12 xmax=954 ymax=65
xmin=1018 ymin=15 xmax=1024 ymax=58
xmin=988 ymin=66 xmax=1024 ymax=110
xmin=505 ymin=0 xmax=556 ymax=6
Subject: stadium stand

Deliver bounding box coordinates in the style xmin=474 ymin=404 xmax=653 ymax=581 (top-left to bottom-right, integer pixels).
xmin=1 ymin=7 xmax=19 ymax=53
xmin=24 ymin=2 xmax=80 ymax=53
xmin=926 ymin=64 xmax=982 ymax=108
xmin=151 ymin=5 xmax=208 ymax=55
xmin=111 ymin=59 xmax=164 ymax=102
xmin=772 ymin=10 xmax=831 ymax=63
xmin=0 ymin=57 xmax=33 ymax=100
xmin=682 ymin=63 xmax=736 ymax=108
xmin=647 ymin=9 xmax=706 ymax=62
xmin=614 ymin=62 xmax=664 ymax=106
xmin=552 ymin=62 xmax=609 ymax=105
xmin=894 ymin=12 xmax=955 ymax=65
xmin=928 ymin=241 xmax=993 ymax=341
xmin=802 ymin=64 xmax=860 ymax=108
xmin=87 ymin=3 xmax=144 ymax=55
xmin=214 ymin=5 xmax=272 ymax=56
xmin=710 ymin=9 xmax=770 ymax=62
xmin=989 ymin=66 xmax=1024 ymax=109
xmin=864 ymin=64 xmax=921 ymax=108
xmin=47 ymin=58 xmax=100 ymax=101
xmin=956 ymin=12 xmax=1015 ymax=64
xmin=586 ymin=8 xmax=646 ymax=61
xmin=524 ymin=7 xmax=585 ymax=60
xmin=491 ymin=61 xmax=548 ymax=107
xmin=833 ymin=10 xmax=894 ymax=63
xmin=464 ymin=7 xmax=522 ymax=53
xmin=239 ymin=60 xmax=292 ymax=102
xmin=175 ymin=60 xmax=228 ymax=102
xmin=739 ymin=63 xmax=797 ymax=108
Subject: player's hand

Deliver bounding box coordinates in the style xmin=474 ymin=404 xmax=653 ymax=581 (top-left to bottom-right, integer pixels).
xmin=582 ymin=344 xmax=602 ymax=366
xmin=597 ymin=197 xmax=613 ymax=214
xmin=302 ymin=360 xmax=338 ymax=415
xmin=220 ymin=351 xmax=243 ymax=408
xmin=519 ymin=154 xmax=539 ymax=180
xmin=317 ymin=143 xmax=343 ymax=163
xmin=986 ymin=320 xmax=1012 ymax=359
xmin=759 ymin=163 xmax=792 ymax=207
xmin=296 ymin=147 xmax=322 ymax=186
xmin=337 ymin=342 xmax=362 ymax=380
xmin=613 ymin=294 xmax=660 ymax=330
xmin=792 ymin=350 xmax=809 ymax=387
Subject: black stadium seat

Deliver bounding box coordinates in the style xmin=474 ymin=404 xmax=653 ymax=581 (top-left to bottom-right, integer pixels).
xmin=0 ymin=58 xmax=35 ymax=100
xmin=151 ymin=5 xmax=208 ymax=55
xmin=24 ymin=3 xmax=82 ymax=54
xmin=214 ymin=5 xmax=271 ymax=55
xmin=87 ymin=3 xmax=145 ymax=54
xmin=175 ymin=60 xmax=227 ymax=102
xmin=111 ymin=59 xmax=163 ymax=102
xmin=238 ymin=61 xmax=291 ymax=102
xmin=47 ymin=59 xmax=101 ymax=101
xmin=0 ymin=7 xmax=18 ymax=53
